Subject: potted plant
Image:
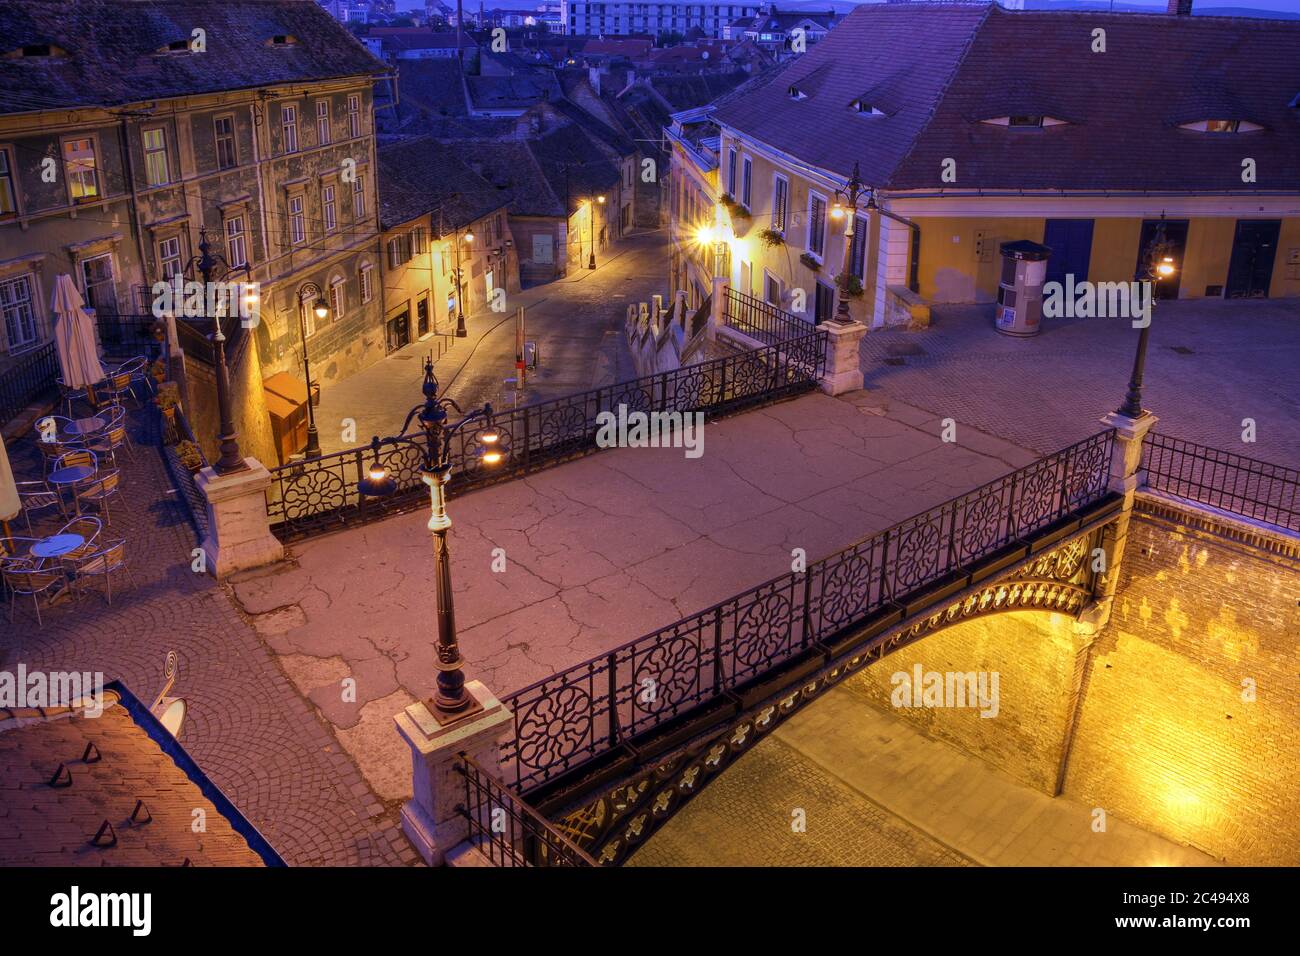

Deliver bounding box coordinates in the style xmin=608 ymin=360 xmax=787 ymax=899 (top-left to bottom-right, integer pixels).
xmin=759 ymin=228 xmax=784 ymax=248
xmin=149 ymin=358 xmax=167 ymax=383
xmin=176 ymin=440 xmax=204 ymax=473
xmin=836 ymin=273 xmax=865 ymax=298
xmin=154 ymin=382 xmax=180 ymax=426
xmin=800 ymin=252 xmax=821 ymax=272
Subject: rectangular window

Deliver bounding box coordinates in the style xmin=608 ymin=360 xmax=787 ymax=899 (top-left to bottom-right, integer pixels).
xmin=727 ymin=147 xmax=737 ymax=197
xmin=323 ymin=184 xmax=337 ymax=233
xmin=849 ymin=215 xmax=867 ymax=280
xmin=348 ymin=94 xmax=362 ymax=139
xmin=329 ymin=277 xmax=345 ymax=320
xmin=0 ymin=274 xmax=38 ymax=351
xmin=807 ymin=193 xmax=826 ymax=258
xmin=289 ymin=195 xmax=305 ymax=245
xmin=814 ymin=280 xmax=834 ymax=324
xmin=142 ymin=128 xmax=169 ymax=186
xmin=411 ymin=226 xmax=426 ymax=255
xmin=158 ymin=236 xmax=183 ymax=279
xmin=764 ymin=271 xmax=782 ymax=307
xmin=63 ymin=138 xmax=99 ymax=201
xmin=387 ymin=237 xmax=403 ymax=269
xmin=772 ymin=175 xmax=788 ymax=233
xmin=741 ymin=156 xmax=752 ymax=208
xmin=0 ymin=148 xmax=17 ymax=216
xmin=282 ymin=104 xmax=299 ymax=154
xmin=359 ymin=263 xmax=373 ymax=303
xmin=301 ymin=292 xmax=317 ymax=338
xmin=225 ymin=215 xmax=247 ymax=268
xmin=316 ymin=100 xmax=331 ymax=146
xmin=353 ymin=174 xmax=365 ymax=219
xmin=214 ymin=115 xmax=237 ymax=170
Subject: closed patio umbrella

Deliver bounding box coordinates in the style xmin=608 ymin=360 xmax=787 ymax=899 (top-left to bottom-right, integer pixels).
xmin=0 ymin=436 xmax=18 ymax=539
xmin=51 ymin=274 xmax=107 ymax=405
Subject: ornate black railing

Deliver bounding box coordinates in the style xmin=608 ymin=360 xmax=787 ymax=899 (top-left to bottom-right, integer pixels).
xmin=500 ymin=428 xmax=1116 ymax=794
xmin=0 ymin=341 xmax=59 ymax=428
xmin=1142 ymin=433 xmax=1300 ymax=533
xmin=456 ymin=754 xmax=596 ymax=867
xmin=265 ymin=330 xmax=827 ymax=540
xmin=724 ymin=287 xmax=814 ymax=344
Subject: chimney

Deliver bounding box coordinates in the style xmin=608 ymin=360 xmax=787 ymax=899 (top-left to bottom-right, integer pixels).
xmin=1167 ymin=0 xmax=1193 ymax=14
xmin=588 ymin=65 xmax=602 ymax=96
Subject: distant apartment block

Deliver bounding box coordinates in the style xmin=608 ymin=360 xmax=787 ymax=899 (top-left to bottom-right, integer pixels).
xmin=561 ymin=1 xmax=760 ymax=38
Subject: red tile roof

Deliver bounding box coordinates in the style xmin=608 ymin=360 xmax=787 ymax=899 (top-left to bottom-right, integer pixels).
xmin=714 ymin=3 xmax=1300 ymax=192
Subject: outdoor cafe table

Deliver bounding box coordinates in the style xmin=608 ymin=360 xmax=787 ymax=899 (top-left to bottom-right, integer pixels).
xmin=63 ymin=415 xmax=107 ymax=438
xmin=30 ymin=533 xmax=85 ymax=560
xmin=47 ymin=463 xmax=96 ymax=514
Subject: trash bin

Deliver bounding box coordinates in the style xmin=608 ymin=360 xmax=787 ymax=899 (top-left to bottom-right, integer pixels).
xmin=995 ymin=240 xmax=1051 ymax=337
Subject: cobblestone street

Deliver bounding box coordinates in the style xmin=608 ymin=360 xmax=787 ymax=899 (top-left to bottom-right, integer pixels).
xmin=2 ymin=408 xmax=414 ymax=866
xmin=861 ymin=298 xmax=1300 ymax=467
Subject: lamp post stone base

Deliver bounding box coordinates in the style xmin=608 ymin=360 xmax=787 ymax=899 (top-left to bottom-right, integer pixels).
xmin=195 ymin=457 xmax=284 ymax=578
xmin=819 ymin=319 xmax=868 ymax=396
xmin=394 ymin=680 xmax=512 ymax=867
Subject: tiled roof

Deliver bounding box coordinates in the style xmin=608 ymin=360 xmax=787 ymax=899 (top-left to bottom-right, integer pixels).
xmin=467 ymin=73 xmax=562 ymax=111
xmin=395 ymin=58 xmax=468 ymax=119
xmin=0 ymin=683 xmax=281 ymax=866
xmin=651 ymin=71 xmax=754 ymax=111
xmin=377 ymin=137 xmax=509 ymax=230
xmin=439 ymin=140 xmax=564 ymax=218
xmin=0 ymin=0 xmax=387 ymax=115
xmin=714 ymin=3 xmax=1300 ymax=192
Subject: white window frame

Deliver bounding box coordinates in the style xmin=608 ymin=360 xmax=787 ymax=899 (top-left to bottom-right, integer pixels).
xmin=741 ymin=156 xmax=752 ymax=209
xmin=214 ymin=114 xmax=238 ymax=170
xmin=142 ymin=127 xmax=170 ymax=186
xmin=772 ymin=174 xmax=788 ymax=235
xmin=316 ymin=100 xmax=331 ymax=146
xmin=328 ymin=274 xmax=345 ymax=320
xmin=300 ymin=289 xmax=317 ymax=337
xmin=62 ymin=136 xmax=99 ymax=202
xmin=281 ymin=103 xmax=299 ymax=154
xmin=0 ymin=273 xmax=39 ymax=353
xmin=225 ymin=214 xmax=248 ymax=268
xmin=352 ymin=173 xmax=366 ymax=219
xmin=806 ymin=190 xmax=827 ymax=261
xmin=347 ymin=94 xmax=362 ymax=139
xmin=0 ymin=146 xmax=18 ymax=217
xmin=359 ymin=262 xmax=374 ymax=303
xmin=157 ymin=235 xmax=183 ymax=280
xmin=289 ymin=195 xmax=305 ymax=245
xmin=323 ymin=184 xmax=337 ymax=234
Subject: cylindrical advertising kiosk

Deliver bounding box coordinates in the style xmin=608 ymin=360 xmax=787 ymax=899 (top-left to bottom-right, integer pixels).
xmin=995 ymin=240 xmax=1052 ymax=337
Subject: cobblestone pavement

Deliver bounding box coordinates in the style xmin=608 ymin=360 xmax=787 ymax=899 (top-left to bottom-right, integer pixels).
xmin=633 ymin=685 xmax=1216 ymax=867
xmin=228 ymin=388 xmax=1043 ymax=803
xmin=861 ymin=298 xmax=1300 ymax=468
xmin=1 ymin=405 xmax=414 ymax=866
xmin=312 ymin=231 xmax=661 ymax=455
xmin=629 ymin=731 xmax=977 ymax=867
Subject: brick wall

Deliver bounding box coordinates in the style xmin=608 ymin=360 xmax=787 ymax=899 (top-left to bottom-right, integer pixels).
xmin=843 ymin=611 xmax=1084 ymax=794
xmin=1062 ymin=509 xmax=1300 ymax=865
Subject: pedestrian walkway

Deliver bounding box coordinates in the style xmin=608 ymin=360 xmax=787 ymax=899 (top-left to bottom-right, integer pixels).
xmin=634 ymin=685 xmax=1217 ymax=867
xmin=313 ymin=231 xmax=666 ymax=455
xmin=2 ymin=403 xmax=414 ymax=866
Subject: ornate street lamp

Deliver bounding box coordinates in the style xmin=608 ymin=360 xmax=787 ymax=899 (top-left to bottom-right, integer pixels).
xmin=1116 ymin=226 xmax=1178 ymax=419
xmin=588 ymin=194 xmax=605 ymax=270
xmin=295 ymin=282 xmax=329 ymax=458
xmin=356 ymin=356 xmax=507 ymax=723
xmin=452 ymin=226 xmax=473 ymax=338
xmin=828 ymin=161 xmax=873 ymax=326
xmin=184 ymin=228 xmax=253 ymax=475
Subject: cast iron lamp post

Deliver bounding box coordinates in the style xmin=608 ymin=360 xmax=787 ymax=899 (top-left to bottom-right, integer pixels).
xmin=356 ymin=357 xmax=507 ymax=723
xmin=185 ymin=228 xmax=254 ymax=475
xmin=587 ymin=194 xmax=605 ymax=270
xmin=294 ymin=282 xmax=329 ymax=458
xmin=828 ymin=161 xmax=872 ymax=326
xmin=452 ymin=225 xmax=473 ymax=338
xmin=1116 ymin=236 xmax=1178 ymax=419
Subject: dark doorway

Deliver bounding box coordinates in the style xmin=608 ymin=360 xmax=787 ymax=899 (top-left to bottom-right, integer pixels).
xmin=1225 ymin=219 xmax=1280 ymax=299
xmin=1135 ymin=219 xmax=1189 ymax=298
xmin=385 ymin=310 xmax=410 ymax=354
xmin=1043 ymin=219 xmax=1094 ymax=288
xmin=416 ymin=296 xmax=430 ymax=337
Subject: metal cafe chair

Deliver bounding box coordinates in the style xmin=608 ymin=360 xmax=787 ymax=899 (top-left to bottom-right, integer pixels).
xmin=101 ymin=364 xmax=142 ymax=410
xmin=63 ymin=539 xmax=134 ymax=607
xmin=74 ymin=469 xmax=122 ymax=524
xmin=87 ymin=413 xmax=133 ymax=465
xmin=55 ymin=514 xmax=104 ymax=562
xmin=2 ymin=564 xmax=68 ymax=627
xmin=15 ymin=480 xmax=66 ymax=533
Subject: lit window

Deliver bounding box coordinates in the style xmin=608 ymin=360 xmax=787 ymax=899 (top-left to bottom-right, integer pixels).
xmin=143 ymin=128 xmax=170 ymax=186
xmin=316 ymin=100 xmax=331 ymax=146
xmin=63 ymin=138 xmax=99 ymax=201
xmin=289 ymin=195 xmax=305 ymax=245
xmin=282 ymin=104 xmax=299 ymax=154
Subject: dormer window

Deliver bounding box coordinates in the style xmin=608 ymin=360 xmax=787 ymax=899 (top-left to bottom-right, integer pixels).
xmin=4 ymin=43 xmax=68 ymax=59
xmin=267 ymin=35 xmax=297 ymax=48
xmin=979 ymin=115 xmax=1069 ymax=128
xmin=788 ymin=85 xmax=807 ymax=101
xmin=158 ymin=39 xmax=193 ymax=54
xmin=1178 ymin=119 xmax=1263 ymax=133
xmin=851 ymin=100 xmax=885 ymax=116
